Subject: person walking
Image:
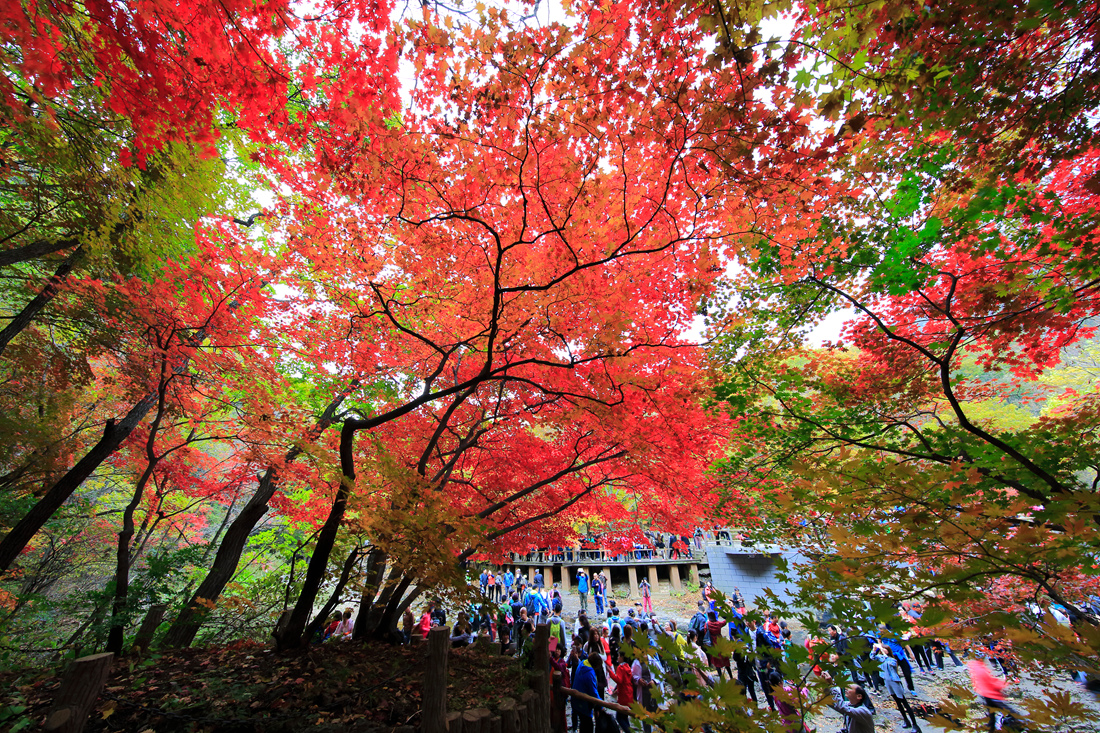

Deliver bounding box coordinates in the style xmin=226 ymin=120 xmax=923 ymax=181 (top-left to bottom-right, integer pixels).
xmin=578 ymin=569 xmax=590 ymax=613
xmin=873 ymin=643 xmax=922 ymax=731
xmin=968 ymin=657 xmax=1023 ymax=732
xmin=534 ymin=569 xmax=545 ymax=598
xmin=593 ymin=573 xmax=606 ymax=615
xmin=639 ymin=577 xmax=653 ymax=614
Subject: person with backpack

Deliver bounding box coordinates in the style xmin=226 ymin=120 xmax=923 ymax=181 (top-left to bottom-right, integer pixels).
xmin=549 ymin=610 xmax=567 ymax=649
xmin=498 ymin=600 xmax=514 ymax=653
xmin=689 ymin=601 xmax=709 ymax=644
xmin=551 ymin=583 xmax=564 ymax=614
xmin=577 ymin=569 xmax=590 ymax=613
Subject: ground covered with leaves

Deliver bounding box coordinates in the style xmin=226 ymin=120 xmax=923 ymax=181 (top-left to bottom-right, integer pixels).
xmin=0 ymin=639 xmax=528 ymax=732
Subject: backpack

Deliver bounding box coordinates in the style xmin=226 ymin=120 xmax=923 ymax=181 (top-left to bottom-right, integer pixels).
xmin=690 ymin=612 xmax=708 ymax=638
xmin=550 ymin=619 xmax=563 ymax=641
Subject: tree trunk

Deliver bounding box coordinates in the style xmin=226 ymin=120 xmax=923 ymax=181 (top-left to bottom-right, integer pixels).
xmin=104 ymin=464 xmax=156 ymax=654
xmin=0 ymin=393 xmax=155 ymax=572
xmin=302 ymin=544 xmax=364 ymax=644
xmin=106 ymin=363 xmax=168 ymax=655
xmin=0 ymin=243 xmax=82 ymax=358
xmin=161 ymin=467 xmax=281 ymax=647
xmin=352 ymin=552 xmax=388 ymax=640
xmin=274 ymin=421 xmax=358 ymax=649
xmin=162 ymin=385 xmax=355 ymax=648
xmin=0 ymin=237 xmax=80 ymax=268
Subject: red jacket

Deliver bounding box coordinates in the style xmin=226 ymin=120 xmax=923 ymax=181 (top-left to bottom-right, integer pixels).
xmin=608 ymin=662 xmax=634 ymax=706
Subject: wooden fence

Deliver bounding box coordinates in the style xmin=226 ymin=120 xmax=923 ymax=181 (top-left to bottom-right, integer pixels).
xmin=422 ymin=623 xmax=633 ymax=733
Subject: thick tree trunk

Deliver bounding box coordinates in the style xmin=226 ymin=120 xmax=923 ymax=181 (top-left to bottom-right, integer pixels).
xmin=302 ymin=544 xmax=365 ymax=644
xmin=161 ymin=468 xmax=281 ymax=647
xmin=0 ymin=390 xmax=157 ymax=571
xmin=162 ymin=386 xmax=355 ymax=649
xmin=275 ymin=422 xmax=358 ymax=649
xmin=0 ymin=244 xmax=82 ymax=358
xmin=373 ymin=575 xmax=416 ymax=641
xmin=352 ymin=552 xmax=388 ymax=640
xmin=0 ymin=237 xmax=80 ymax=268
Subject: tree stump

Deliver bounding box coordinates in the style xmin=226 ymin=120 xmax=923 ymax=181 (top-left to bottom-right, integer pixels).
xmin=463 ymin=707 xmax=490 ymax=733
xmin=488 ymin=714 xmax=502 ymax=733
xmin=44 ymin=652 xmax=114 ymax=733
xmin=516 ymin=702 xmax=530 ymax=733
xmin=447 ymin=711 xmax=464 ymax=733
xmin=131 ymin=604 xmax=167 ymax=654
xmin=422 ymin=627 xmax=450 ymax=733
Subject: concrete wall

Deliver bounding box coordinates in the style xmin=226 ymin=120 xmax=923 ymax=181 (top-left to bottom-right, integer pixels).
xmin=704 ymin=543 xmax=807 ymax=609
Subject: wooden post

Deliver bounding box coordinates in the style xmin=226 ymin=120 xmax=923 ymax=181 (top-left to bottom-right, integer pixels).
xmin=688 ymin=563 xmax=699 ymax=585
xmin=516 ymin=702 xmax=530 ymax=733
xmin=488 ymin=714 xmax=503 ymax=733
xmin=447 ymin=711 xmax=465 ymax=733
xmin=500 ymin=698 xmax=520 ymax=733
xmin=423 ymin=627 xmax=450 ymax=733
xmin=669 ymin=565 xmax=682 ymax=592
xmin=647 ymin=566 xmax=658 ymax=595
xmin=463 ymin=708 xmax=491 ymax=733
xmin=550 ymin=662 xmax=566 ymax=733
xmin=520 ymin=690 xmax=537 ymax=733
xmin=533 ymin=623 xmax=551 ymax=733
xmin=45 ymin=652 xmax=114 ymax=733
xmin=627 ymin=566 xmax=638 ymax=598
xmin=561 ymin=567 xmax=570 ymax=594
xmin=131 ymin=604 xmax=167 ymax=654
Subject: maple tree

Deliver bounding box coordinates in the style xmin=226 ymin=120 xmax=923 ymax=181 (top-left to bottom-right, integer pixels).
xmin=706 ymin=0 xmax=1100 ymax=709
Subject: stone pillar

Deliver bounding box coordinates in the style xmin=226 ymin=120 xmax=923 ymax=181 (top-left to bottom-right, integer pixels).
xmin=648 ymin=566 xmax=658 ymax=594
xmin=627 ymin=566 xmax=638 ymax=598
xmin=669 ymin=565 xmax=682 ymax=592
xmin=689 ymin=563 xmax=699 ymax=585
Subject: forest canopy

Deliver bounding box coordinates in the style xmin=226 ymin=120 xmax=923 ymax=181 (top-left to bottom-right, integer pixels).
xmin=0 ymin=0 xmax=1097 ymax=693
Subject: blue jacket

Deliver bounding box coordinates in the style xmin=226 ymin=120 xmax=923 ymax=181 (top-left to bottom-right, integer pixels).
xmin=573 ymin=660 xmax=599 ymax=714
xmin=525 ymin=590 xmax=547 ymax=616
xmin=578 ymin=574 xmax=589 ymax=594
xmin=503 ymin=571 xmax=514 ymax=588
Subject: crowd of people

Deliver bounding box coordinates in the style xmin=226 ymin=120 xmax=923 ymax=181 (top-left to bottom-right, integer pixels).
xmin=317 ymin=569 xmax=1092 ymax=733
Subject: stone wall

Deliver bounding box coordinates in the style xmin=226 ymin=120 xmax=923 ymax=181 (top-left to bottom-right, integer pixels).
xmin=704 ymin=543 xmax=808 ymax=609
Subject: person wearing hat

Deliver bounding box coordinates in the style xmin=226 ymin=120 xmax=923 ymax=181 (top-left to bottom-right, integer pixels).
xmin=577 ymin=569 xmax=590 ymax=613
